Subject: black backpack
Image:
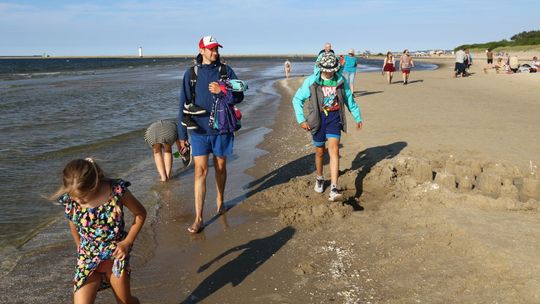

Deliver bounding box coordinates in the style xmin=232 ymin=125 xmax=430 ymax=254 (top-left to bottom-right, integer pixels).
xmin=189 ymin=63 xmax=228 ymax=103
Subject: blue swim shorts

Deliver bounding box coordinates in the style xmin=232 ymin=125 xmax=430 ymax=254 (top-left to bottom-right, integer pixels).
xmin=190 ymin=133 xmax=234 ymax=157
xmin=312 ymin=111 xmax=342 ymax=147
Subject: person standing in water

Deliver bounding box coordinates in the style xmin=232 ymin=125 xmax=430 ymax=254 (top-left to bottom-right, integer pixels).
xmin=284 ymin=59 xmax=292 ymax=78
xmin=144 ymin=120 xmax=191 ymax=182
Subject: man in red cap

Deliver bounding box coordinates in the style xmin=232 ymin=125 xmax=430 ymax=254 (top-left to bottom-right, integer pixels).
xmin=177 ymin=35 xmax=244 ymax=234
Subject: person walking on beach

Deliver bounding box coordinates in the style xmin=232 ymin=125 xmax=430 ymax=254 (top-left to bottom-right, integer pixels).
xmin=314 ymin=42 xmax=336 ymax=72
xmin=318 ymin=42 xmax=335 ymax=56
xmin=342 ymin=49 xmax=358 ymax=92
xmin=382 ymin=51 xmax=396 ymax=84
xmin=399 ymin=49 xmax=414 ymax=85
xmin=53 ymin=158 xmax=146 ymax=304
xmin=464 ymin=49 xmax=473 ymax=72
xmin=177 ymin=35 xmax=244 ymax=234
xmin=339 ymin=55 xmax=345 ymax=67
xmin=284 ymin=59 xmax=292 ymax=78
xmin=454 ymin=48 xmax=466 ymax=77
xmin=292 ymin=53 xmax=363 ymax=202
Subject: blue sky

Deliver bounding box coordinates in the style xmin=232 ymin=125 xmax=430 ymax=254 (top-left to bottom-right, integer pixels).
xmin=1 ymin=0 xmax=539 ymax=56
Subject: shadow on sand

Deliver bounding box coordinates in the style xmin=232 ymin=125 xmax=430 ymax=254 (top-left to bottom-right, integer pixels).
xmin=198 ymin=153 xmax=321 ymax=229
xmin=180 ymin=226 xmax=296 ymax=303
xmin=397 ymin=79 xmax=423 ymax=85
xmin=353 ymin=90 xmax=383 ymax=97
xmin=188 ymin=152 xmax=321 ymax=232
xmin=344 ymin=141 xmax=408 ymax=202
xmin=246 ymin=153 xmax=319 ymax=196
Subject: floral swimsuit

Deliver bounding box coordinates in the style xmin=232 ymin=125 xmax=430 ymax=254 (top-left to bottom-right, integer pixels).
xmin=60 ymin=179 xmax=131 ymax=292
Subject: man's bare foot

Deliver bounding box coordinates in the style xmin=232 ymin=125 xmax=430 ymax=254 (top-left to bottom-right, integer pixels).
xmin=216 ymin=205 xmax=226 ymax=216
xmin=187 ymin=221 xmax=203 ymax=234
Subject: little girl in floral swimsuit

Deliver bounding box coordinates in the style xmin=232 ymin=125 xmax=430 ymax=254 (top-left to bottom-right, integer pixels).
xmin=54 ymin=158 xmax=146 ymax=304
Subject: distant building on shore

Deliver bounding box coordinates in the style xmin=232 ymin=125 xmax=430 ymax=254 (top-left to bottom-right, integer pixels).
xmin=138 ymin=47 xmax=143 ymax=58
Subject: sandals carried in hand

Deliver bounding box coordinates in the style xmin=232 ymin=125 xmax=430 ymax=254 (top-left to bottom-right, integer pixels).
xmin=180 ymin=142 xmax=192 ymax=167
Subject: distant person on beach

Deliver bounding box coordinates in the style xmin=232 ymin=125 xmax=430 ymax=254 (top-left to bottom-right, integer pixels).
xmin=53 ymin=158 xmax=146 ymax=304
xmin=493 ymin=57 xmax=505 ymax=73
xmin=454 ymin=48 xmax=466 ymax=77
xmin=509 ymin=55 xmax=520 ymax=73
xmin=318 ymin=42 xmax=335 ymax=55
xmin=314 ymin=42 xmax=336 ymax=72
xmin=284 ymin=59 xmax=292 ymax=78
xmin=486 ymin=49 xmax=494 ymax=67
xmin=144 ymin=120 xmax=190 ymax=182
xmin=464 ymin=49 xmax=473 ymax=71
xmin=177 ymin=35 xmax=244 ymax=234
xmin=399 ymin=49 xmax=414 ymax=85
xmin=504 ymin=56 xmax=511 ymax=73
xmin=292 ymin=53 xmax=363 ymax=202
xmin=532 ymin=56 xmax=540 ymax=67
xmin=530 ymin=56 xmax=540 ymax=72
xmin=382 ymin=51 xmax=396 ymax=84
xmin=342 ymin=49 xmax=358 ymax=92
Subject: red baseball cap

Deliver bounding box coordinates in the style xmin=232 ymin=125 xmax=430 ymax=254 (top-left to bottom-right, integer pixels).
xmin=199 ymin=35 xmax=223 ymax=49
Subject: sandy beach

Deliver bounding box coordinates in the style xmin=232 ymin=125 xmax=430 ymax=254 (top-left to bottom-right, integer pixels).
xmin=2 ymin=58 xmax=539 ymax=304
xmin=140 ymin=58 xmax=540 ymax=303
xmin=240 ymin=58 xmax=540 ymax=303
xmin=169 ymin=58 xmax=539 ymax=303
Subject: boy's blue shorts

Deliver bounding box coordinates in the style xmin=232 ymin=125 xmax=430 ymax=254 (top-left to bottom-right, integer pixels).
xmin=190 ymin=133 xmax=234 ymax=157
xmin=312 ymin=111 xmax=341 ymax=147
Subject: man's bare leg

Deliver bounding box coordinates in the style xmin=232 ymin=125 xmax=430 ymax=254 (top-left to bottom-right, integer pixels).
xmin=152 ymin=144 xmax=167 ymax=181
xmin=190 ymin=155 xmax=209 ymax=233
xmin=214 ymin=155 xmax=227 ymax=215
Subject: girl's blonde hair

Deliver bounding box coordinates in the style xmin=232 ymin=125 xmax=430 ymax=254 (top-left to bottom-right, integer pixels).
xmin=52 ymin=158 xmax=108 ymax=200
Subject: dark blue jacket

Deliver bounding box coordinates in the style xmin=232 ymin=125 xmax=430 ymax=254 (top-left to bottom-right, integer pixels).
xmin=177 ymin=55 xmax=244 ymax=140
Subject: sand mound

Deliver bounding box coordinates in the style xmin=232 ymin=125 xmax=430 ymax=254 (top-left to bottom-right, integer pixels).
xmin=247 ymin=151 xmax=539 ymax=229
xmin=349 ymin=152 xmax=539 ymax=208
xmin=248 ymin=176 xmax=355 ymax=229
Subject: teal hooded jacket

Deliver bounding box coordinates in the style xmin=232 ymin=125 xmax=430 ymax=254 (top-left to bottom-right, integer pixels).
xmin=292 ymin=71 xmax=362 ymax=135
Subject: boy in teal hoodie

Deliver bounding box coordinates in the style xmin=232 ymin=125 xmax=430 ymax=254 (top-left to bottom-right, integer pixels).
xmin=292 ymin=52 xmax=363 ymax=201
